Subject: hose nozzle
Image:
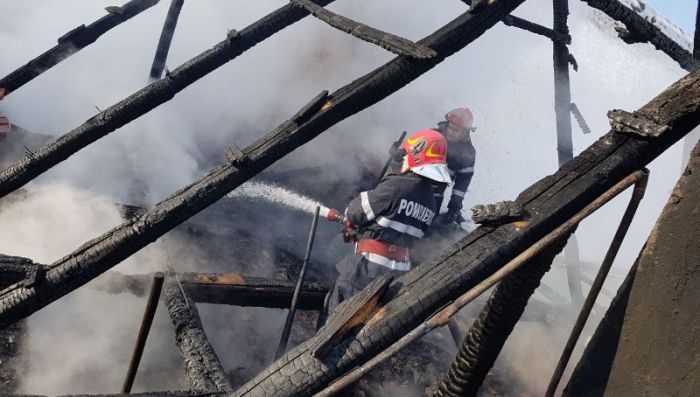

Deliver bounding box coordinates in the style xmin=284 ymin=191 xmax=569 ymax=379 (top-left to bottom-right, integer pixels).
xmin=319 ymin=206 xmax=344 ymax=223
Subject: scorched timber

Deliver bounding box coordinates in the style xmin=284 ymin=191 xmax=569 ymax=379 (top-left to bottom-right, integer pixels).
xmin=164 ymin=280 xmax=232 ymax=391
xmin=231 ymin=68 xmax=700 ymax=396
xmin=581 ymin=0 xmax=696 ymax=70
xmin=0 ymin=0 xmax=160 ymax=95
xmin=0 ymin=0 xmax=531 ymax=328
xmin=149 ymin=0 xmax=185 ymax=81
xmin=0 ymin=0 xmax=339 ymax=199
xmin=460 ymin=0 xmax=569 ymax=44
xmin=290 ymin=0 xmax=437 ymax=58
xmin=92 ymin=271 xmax=329 ymax=309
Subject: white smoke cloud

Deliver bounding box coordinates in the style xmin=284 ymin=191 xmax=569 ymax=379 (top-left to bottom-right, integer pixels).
xmin=0 ymin=0 xmax=696 ymax=394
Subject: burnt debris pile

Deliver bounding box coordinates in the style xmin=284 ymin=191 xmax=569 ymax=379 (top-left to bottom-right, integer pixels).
xmin=1 ymin=0 xmax=699 ymax=396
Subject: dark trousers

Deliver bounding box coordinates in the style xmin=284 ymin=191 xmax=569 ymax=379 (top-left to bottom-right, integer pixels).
xmin=328 ymin=253 xmax=406 ymax=313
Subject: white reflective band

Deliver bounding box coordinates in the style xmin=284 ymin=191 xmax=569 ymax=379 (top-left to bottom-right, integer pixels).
xmin=376 ymin=217 xmax=424 ymax=238
xmin=453 ymin=189 xmax=466 ymax=198
xmin=433 ymin=192 xmax=443 ymax=197
xmin=457 ymin=166 xmax=474 ymax=173
xmin=360 ymin=191 xmax=375 ymax=221
xmin=361 ymin=252 xmax=411 ymax=271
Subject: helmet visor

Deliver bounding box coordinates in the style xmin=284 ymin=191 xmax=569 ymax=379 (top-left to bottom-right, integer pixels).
xmin=412 ymin=163 xmax=452 ymax=184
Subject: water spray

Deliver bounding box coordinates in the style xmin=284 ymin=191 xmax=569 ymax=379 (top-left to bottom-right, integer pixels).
xmin=227 ymin=182 xmax=344 ymax=223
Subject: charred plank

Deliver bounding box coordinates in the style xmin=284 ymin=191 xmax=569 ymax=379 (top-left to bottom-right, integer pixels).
xmin=460 ymin=0 xmax=569 ymax=44
xmin=581 ymin=0 xmax=696 ymax=71
xmin=0 ymin=0 xmax=160 ymax=95
xmin=149 ymin=0 xmax=186 ymax=81
xmin=164 ymin=279 xmax=232 ymax=391
xmin=91 ymin=272 xmax=329 ymax=309
xmin=290 ymin=0 xmax=437 ymax=58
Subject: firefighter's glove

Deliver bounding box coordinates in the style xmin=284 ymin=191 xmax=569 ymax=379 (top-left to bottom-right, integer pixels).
xmin=440 ymin=209 xmax=465 ymax=226
xmin=388 ymin=146 xmax=407 ymax=163
xmin=447 ymin=196 xmax=464 ymax=213
xmin=342 ymin=220 xmax=358 ymax=243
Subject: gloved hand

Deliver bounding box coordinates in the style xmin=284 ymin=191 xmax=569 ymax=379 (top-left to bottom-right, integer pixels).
xmin=342 ymin=220 xmax=358 ymax=243
xmin=388 ymin=145 xmax=407 ymax=162
xmin=438 ymin=209 xmax=465 ymax=226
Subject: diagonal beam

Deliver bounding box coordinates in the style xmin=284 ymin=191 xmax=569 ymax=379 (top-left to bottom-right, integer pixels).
xmin=460 ymin=0 xmax=570 ymax=44
xmin=581 ymin=0 xmax=696 ymax=71
xmin=233 ymin=68 xmax=700 ymax=396
xmin=0 ymin=0 xmax=338 ymax=199
xmin=149 ymin=0 xmax=186 ymax=81
xmin=164 ymin=279 xmax=232 ymax=391
xmin=290 ymin=0 xmax=437 ymax=58
xmin=0 ymin=0 xmax=160 ymax=95
xmin=0 ymin=0 xmax=532 ymax=330
xmin=92 ymin=271 xmax=330 ymax=309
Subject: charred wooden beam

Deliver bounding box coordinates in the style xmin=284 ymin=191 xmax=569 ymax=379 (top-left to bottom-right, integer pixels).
xmin=0 ymin=0 xmax=339 ymax=199
xmin=0 ymin=0 xmax=532 ymax=329
xmin=290 ymin=0 xmax=437 ymax=58
xmin=92 ymin=271 xmax=329 ymax=309
xmin=582 ymin=0 xmax=696 ymax=71
xmin=695 ymin=0 xmax=700 ymax=61
xmin=553 ymin=0 xmax=573 ymax=166
xmin=460 ymin=0 xmax=569 ymax=44
xmin=0 ymin=254 xmax=48 ymax=290
xmin=164 ymin=279 xmax=232 ymax=391
xmin=0 ymin=0 xmax=160 ymax=95
xmin=561 ymin=258 xmax=639 ymax=397
xmin=232 ymin=66 xmax=700 ymax=396
xmin=54 ymin=391 xmax=226 ymax=396
xmin=432 ymin=234 xmax=572 ymax=397
xmin=149 ymin=0 xmax=185 ymax=81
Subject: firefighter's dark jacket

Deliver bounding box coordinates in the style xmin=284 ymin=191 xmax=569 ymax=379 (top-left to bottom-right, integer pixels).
xmin=345 ymin=172 xmax=438 ymax=247
xmin=442 ymin=136 xmax=476 ymax=211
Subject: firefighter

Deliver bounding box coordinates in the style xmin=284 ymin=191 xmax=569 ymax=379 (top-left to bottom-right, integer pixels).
xmin=326 ymin=129 xmax=451 ymax=310
xmin=435 ymin=107 xmax=477 ymax=225
xmin=388 ymin=108 xmax=477 ymax=227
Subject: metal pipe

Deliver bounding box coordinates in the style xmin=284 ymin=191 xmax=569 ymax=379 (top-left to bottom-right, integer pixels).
xmin=376 ymin=131 xmax=407 ymax=186
xmin=149 ymin=0 xmax=185 ymax=81
xmin=544 ymin=170 xmax=649 ymax=397
xmin=121 ymin=272 xmax=165 ymax=393
xmin=314 ymin=170 xmax=648 ymax=397
xmin=275 ymin=206 xmax=320 ymax=359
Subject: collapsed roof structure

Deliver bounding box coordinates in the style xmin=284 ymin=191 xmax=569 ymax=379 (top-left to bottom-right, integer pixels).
xmin=0 ymin=0 xmax=698 ymax=396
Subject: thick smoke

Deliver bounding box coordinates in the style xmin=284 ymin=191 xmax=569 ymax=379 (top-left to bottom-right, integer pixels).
xmin=0 ymin=0 xmax=695 ymax=394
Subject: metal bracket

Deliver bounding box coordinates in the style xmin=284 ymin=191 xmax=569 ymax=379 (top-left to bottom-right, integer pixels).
xmin=608 ymin=109 xmax=669 ymax=138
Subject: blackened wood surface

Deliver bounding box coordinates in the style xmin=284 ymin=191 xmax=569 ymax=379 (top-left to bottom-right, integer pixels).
xmin=582 ymin=0 xmax=696 ymax=70
xmin=562 ymin=260 xmax=639 ymax=397
xmin=92 ymin=271 xmax=329 ymax=309
xmin=164 ymin=280 xmax=232 ymax=391
xmin=0 ymin=0 xmax=160 ymax=94
xmin=0 ymin=0 xmax=531 ymax=330
xmin=149 ymin=0 xmax=185 ymax=80
xmin=290 ymin=0 xmax=437 ymax=59
xmin=0 ymin=0 xmax=336 ymax=199
xmin=602 ymin=141 xmax=700 ymax=397
xmin=432 ymin=236 xmax=571 ymax=397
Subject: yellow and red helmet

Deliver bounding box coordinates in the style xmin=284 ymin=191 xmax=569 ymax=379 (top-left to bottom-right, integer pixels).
xmin=401 ymin=129 xmax=451 ymax=184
